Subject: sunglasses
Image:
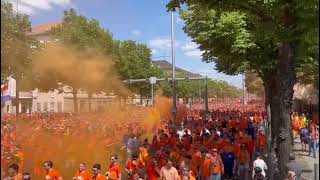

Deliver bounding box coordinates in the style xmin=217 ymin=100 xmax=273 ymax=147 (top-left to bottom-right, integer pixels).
xmin=92 ymin=169 xmax=98 ymax=172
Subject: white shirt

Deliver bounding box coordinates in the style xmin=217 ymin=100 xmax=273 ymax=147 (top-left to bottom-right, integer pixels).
xmin=253 ymin=158 xmax=268 ymax=177
xmin=160 ymin=166 xmax=179 ymax=180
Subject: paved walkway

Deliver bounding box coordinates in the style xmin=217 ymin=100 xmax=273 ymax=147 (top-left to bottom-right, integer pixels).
xmin=293 ymin=138 xmax=319 ymax=180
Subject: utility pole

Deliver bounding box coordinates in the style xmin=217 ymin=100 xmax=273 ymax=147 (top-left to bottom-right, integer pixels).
xmin=242 ymin=73 xmax=246 ymax=107
xmin=204 ymin=77 xmax=209 ymax=115
xmin=149 ymin=77 xmax=156 ymax=107
xmin=171 ymin=11 xmax=177 ymax=121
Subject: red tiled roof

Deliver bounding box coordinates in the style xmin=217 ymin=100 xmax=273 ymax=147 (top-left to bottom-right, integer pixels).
xmin=32 ymin=22 xmax=62 ymax=33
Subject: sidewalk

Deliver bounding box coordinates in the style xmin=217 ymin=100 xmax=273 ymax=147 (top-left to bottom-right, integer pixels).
xmin=293 ymin=138 xmax=319 ymax=180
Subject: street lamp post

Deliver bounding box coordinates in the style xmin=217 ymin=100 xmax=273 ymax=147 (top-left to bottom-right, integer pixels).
xmin=204 ymin=76 xmax=209 ymax=115
xmin=242 ymin=73 xmax=245 ymax=107
xmin=171 ymin=11 xmax=177 ymax=121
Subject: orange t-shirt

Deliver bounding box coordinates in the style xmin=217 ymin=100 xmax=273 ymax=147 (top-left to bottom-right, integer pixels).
xmin=75 ymin=170 xmax=92 ymax=180
xmin=12 ymin=173 xmax=22 ymax=180
xmin=109 ymin=164 xmax=121 ymax=180
xmin=239 ymin=121 xmax=247 ymax=130
xmin=158 ymin=158 xmax=166 ymax=168
xmin=93 ymin=174 xmax=107 ymax=180
xmin=146 ymin=159 xmax=159 ymax=180
xmin=237 ymin=150 xmax=250 ymax=164
xmin=201 ymin=158 xmax=212 ymax=178
xmin=233 ymin=143 xmax=241 ymax=155
xmin=46 ymin=169 xmax=62 ymax=180
xmin=192 ymin=151 xmax=202 ymax=168
xmin=257 ymin=134 xmax=266 ymax=148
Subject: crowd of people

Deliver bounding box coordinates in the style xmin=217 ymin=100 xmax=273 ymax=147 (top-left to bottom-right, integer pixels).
xmin=1 ymin=100 xmax=319 ymax=180
xmin=291 ymin=111 xmax=319 ymax=158
xmin=1 ymin=116 xmax=24 ymax=177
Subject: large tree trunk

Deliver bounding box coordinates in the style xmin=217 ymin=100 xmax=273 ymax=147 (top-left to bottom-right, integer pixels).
xmin=72 ymin=88 xmax=79 ymax=113
xmin=276 ymin=43 xmax=296 ymax=179
xmin=262 ymin=72 xmax=281 ymax=179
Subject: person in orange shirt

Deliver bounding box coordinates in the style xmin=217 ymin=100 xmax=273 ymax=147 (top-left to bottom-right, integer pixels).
xmin=209 ymin=148 xmax=224 ymax=180
xmin=107 ymin=155 xmax=121 ymax=180
xmin=200 ymin=149 xmax=212 ymax=180
xmin=125 ymin=155 xmax=145 ymax=180
xmin=43 ymin=160 xmax=63 ymax=180
xmin=191 ymin=148 xmax=203 ymax=177
xmin=257 ymin=131 xmax=266 ymax=154
xmin=179 ymin=167 xmax=196 ymax=180
xmin=237 ymin=144 xmax=250 ymax=180
xmin=3 ymin=163 xmax=22 ymax=180
xmin=74 ymin=162 xmax=92 ymax=180
xmin=92 ymin=164 xmax=106 ymax=180
xmin=145 ymin=157 xmax=160 ymax=180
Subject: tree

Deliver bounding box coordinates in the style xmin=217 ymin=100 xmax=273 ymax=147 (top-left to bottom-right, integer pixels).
xmin=161 ymin=71 xmax=241 ymax=102
xmin=1 ymin=1 xmax=37 ymax=115
xmin=167 ymin=0 xmax=318 ymax=178
xmin=35 ymin=9 xmax=118 ymax=113
xmin=114 ymin=40 xmax=164 ymax=102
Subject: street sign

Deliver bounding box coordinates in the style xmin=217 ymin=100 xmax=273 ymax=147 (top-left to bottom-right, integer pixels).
xmin=149 ymin=77 xmax=156 ymax=84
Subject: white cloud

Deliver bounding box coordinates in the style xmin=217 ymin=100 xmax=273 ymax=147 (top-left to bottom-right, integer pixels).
xmin=11 ymin=3 xmax=35 ymax=14
xmin=6 ymin=0 xmax=72 ymax=14
xmin=149 ymin=38 xmax=171 ymax=50
xmin=149 ymin=37 xmax=180 ymax=50
xmin=184 ymin=49 xmax=203 ymax=57
xmin=181 ymin=42 xmax=198 ymax=51
xmin=181 ymin=41 xmax=203 ymax=58
xmin=130 ymin=29 xmax=142 ymax=36
xmin=151 ymin=49 xmax=157 ymax=54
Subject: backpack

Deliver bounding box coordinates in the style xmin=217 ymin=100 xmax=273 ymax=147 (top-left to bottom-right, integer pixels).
xmin=254 ymin=167 xmax=262 ymax=174
xmin=300 ymin=128 xmax=309 ymax=142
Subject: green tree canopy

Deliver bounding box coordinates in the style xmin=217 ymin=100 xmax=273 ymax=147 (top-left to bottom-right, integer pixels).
xmin=1 ymin=1 xmax=37 ymax=88
xmin=114 ymin=40 xmax=164 ymax=98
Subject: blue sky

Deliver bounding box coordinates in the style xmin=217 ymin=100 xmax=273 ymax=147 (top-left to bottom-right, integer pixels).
xmin=7 ymin=0 xmax=242 ymax=88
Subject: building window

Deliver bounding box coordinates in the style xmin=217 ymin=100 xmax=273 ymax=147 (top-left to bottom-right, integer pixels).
xmin=43 ymin=102 xmax=48 ymax=112
xmin=50 ymin=102 xmax=55 ymax=112
xmin=57 ymin=102 xmax=62 ymax=112
xmin=37 ymin=102 xmax=41 ymax=112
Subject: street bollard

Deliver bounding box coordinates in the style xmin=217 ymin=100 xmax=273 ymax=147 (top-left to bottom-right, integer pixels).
xmin=315 ymin=163 xmax=319 ymax=180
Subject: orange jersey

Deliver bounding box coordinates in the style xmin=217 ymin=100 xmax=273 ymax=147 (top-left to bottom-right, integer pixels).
xmin=93 ymin=174 xmax=107 ymax=180
xmin=109 ymin=164 xmax=121 ymax=180
xmin=201 ymin=158 xmax=212 ymax=178
xmin=46 ymin=169 xmax=62 ymax=180
xmin=233 ymin=143 xmax=241 ymax=155
xmin=75 ymin=170 xmax=92 ymax=180
xmin=257 ymin=134 xmax=266 ymax=148
xmin=237 ymin=150 xmax=250 ymax=164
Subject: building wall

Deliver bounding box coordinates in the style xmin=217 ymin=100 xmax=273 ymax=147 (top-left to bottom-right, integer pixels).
xmin=33 ymin=89 xmax=65 ymax=112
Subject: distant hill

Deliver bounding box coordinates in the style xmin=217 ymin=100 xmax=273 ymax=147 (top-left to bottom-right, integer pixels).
xmin=152 ymin=60 xmax=202 ymax=77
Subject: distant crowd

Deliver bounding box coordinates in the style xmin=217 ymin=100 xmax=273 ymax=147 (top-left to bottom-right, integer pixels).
xmin=1 ymin=100 xmax=319 ymax=180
